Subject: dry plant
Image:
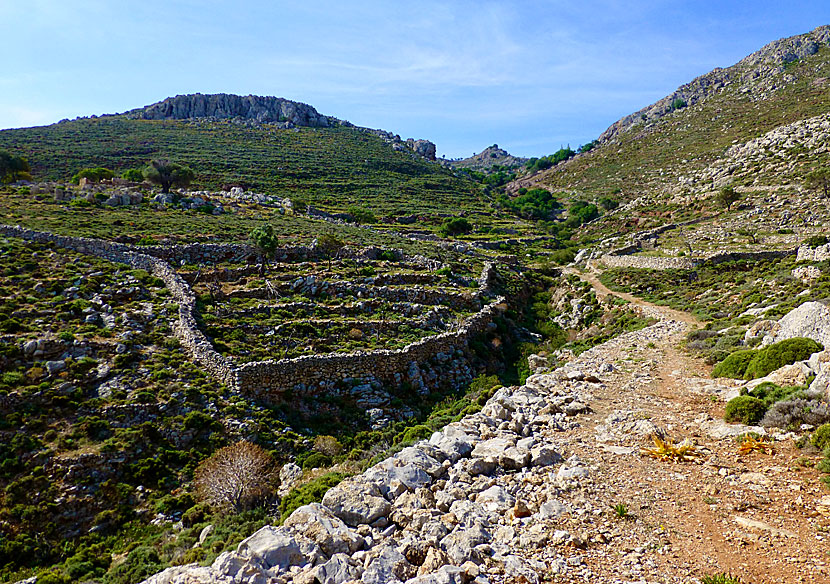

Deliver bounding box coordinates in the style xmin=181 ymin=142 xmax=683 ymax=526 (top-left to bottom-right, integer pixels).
xmin=737 ymin=433 xmax=775 ymax=455
xmin=641 ymin=435 xmax=700 ymax=462
xmin=195 ymin=441 xmax=277 ymax=513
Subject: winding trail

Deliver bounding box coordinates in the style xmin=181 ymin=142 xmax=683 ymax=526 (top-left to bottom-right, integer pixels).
xmin=541 ymin=266 xmax=829 ymax=583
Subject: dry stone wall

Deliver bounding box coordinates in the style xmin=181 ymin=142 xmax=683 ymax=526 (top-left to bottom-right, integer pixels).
xmin=0 ymin=224 xmax=238 ymax=387
xmin=593 ymin=246 xmax=795 ymax=270
xmin=1 ymin=225 xmax=502 ymax=402
xmin=235 ymin=298 xmax=505 ymax=399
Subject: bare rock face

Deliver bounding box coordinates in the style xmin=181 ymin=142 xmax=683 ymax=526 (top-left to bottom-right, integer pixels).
xmin=406 ymin=138 xmax=437 ymax=161
xmin=765 ymin=301 xmax=830 ymax=348
xmin=127 ymin=93 xmax=331 ymax=127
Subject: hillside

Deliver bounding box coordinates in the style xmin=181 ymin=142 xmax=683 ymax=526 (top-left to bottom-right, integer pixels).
xmin=447 ymin=144 xmax=528 ymax=171
xmin=517 ymin=25 xmax=830 ymax=238
xmin=0 ymin=96 xmax=479 ymax=220
xmin=4 ymin=25 xmax=830 ymax=584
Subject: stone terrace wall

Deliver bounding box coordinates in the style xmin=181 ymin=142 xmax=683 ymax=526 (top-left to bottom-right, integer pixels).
xmin=234 ymin=297 xmax=505 ymax=398
xmin=1 ymin=225 xmax=502 ymax=401
xmin=594 ymin=255 xmax=697 ymax=270
xmin=0 ymin=225 xmax=237 ymax=386
xmin=593 ymin=247 xmax=796 ymax=270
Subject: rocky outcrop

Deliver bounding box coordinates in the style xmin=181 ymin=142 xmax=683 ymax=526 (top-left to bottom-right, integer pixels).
xmin=126 ymin=93 xmax=331 ymax=128
xmin=405 ymin=139 xmax=437 ymax=161
xmin=599 ymin=25 xmax=830 ymax=142
xmin=449 ymin=144 xmax=528 ymax=170
xmin=764 ymin=300 xmax=830 ymax=348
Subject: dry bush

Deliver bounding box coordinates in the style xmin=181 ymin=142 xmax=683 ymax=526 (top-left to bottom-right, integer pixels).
xmin=347 ymin=328 xmax=363 ymax=340
xmin=313 ymin=435 xmax=343 ymax=456
xmin=194 ymin=441 xmax=278 ymax=513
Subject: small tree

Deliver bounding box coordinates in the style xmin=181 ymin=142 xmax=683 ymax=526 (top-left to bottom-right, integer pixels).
xmin=72 ymin=167 xmax=115 ymax=184
xmin=122 ymin=168 xmax=145 ymax=182
xmin=194 ymin=441 xmax=277 ymax=513
xmin=250 ymin=224 xmax=280 ymax=275
xmin=316 ymin=233 xmax=344 ymax=269
xmin=143 ymin=159 xmax=195 ymax=193
xmin=716 ymin=186 xmax=740 ymax=211
xmin=0 ymin=150 xmax=30 ymax=183
xmin=805 ymin=168 xmax=830 ymax=198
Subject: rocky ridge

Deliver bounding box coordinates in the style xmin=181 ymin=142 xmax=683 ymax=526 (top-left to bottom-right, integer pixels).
xmin=126 ymin=94 xmax=332 ymax=128
xmin=599 ymin=25 xmax=830 ymax=142
xmin=677 ymin=112 xmax=830 ymax=191
xmin=448 ymin=145 xmax=528 ymax=171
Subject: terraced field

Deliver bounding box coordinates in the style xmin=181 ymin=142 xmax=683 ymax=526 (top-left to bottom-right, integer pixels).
xmin=190 ymin=257 xmax=487 ymax=362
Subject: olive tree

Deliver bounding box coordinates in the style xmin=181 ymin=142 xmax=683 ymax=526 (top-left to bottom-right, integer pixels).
xmin=143 ymin=159 xmax=195 ymax=193
xmin=250 ymin=224 xmax=280 ymax=275
xmin=716 ymin=185 xmax=740 ymax=211
xmin=0 ymin=150 xmax=30 ymax=183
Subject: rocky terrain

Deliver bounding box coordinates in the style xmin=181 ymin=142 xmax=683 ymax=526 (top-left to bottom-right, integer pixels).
xmin=447 ymin=146 xmax=527 ymax=172
xmin=125 ymin=94 xmax=333 ymax=129
xmin=138 ymin=271 xmax=830 ymax=584
xmin=598 ymin=25 xmax=830 ymax=142
xmin=4 ymin=22 xmax=830 ymax=584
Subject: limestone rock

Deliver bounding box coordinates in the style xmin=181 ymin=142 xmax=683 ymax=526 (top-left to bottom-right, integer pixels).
xmin=765 ymin=301 xmax=830 ymax=348
xmin=283 ymin=503 xmax=364 ymax=556
xmin=321 ymin=478 xmax=391 ymax=526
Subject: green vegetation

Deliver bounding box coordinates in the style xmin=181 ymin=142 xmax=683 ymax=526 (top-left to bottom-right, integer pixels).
xmin=0 ymin=117 xmax=483 ymax=219
xmin=142 ymin=160 xmax=195 ymax=193
xmin=669 ymin=97 xmax=687 ymax=111
xmin=724 ymin=395 xmax=768 ymax=425
xmin=438 ymin=217 xmax=472 ymax=237
xmin=804 ymin=167 xmax=830 ymax=198
xmin=700 ymin=574 xmax=743 ymax=584
xmin=0 ymin=150 xmax=30 ymax=183
xmin=713 ymin=338 xmax=823 ymax=379
xmin=715 ymin=185 xmax=741 ymax=211
xmin=525 ymin=147 xmax=575 ymax=174
xmin=71 ymin=167 xmax=115 ymax=184
xmin=497 ymin=188 xmax=561 ymax=220
xmin=810 ymin=423 xmax=830 ymax=450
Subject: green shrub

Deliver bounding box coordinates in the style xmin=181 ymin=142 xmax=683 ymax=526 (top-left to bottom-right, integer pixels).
xmin=713 ymin=338 xmax=823 ymax=380
xmin=805 ymin=235 xmax=828 ymax=248
xmin=669 ymin=98 xmax=687 ymax=111
xmin=121 ymin=169 xmax=144 ymax=182
xmin=438 ymin=217 xmax=472 ymax=237
xmin=71 ymin=167 xmax=114 ymax=184
xmin=103 ymin=546 xmax=163 ymax=584
xmin=278 ymin=472 xmax=345 ymax=522
xmin=396 ymin=425 xmax=432 ymax=445
xmin=301 ymin=451 xmax=332 ymax=470
xmin=712 ymin=349 xmax=757 ymax=378
xmin=811 ymin=424 xmax=830 ymax=451
xmin=744 ymin=338 xmax=823 ymax=379
xmin=724 ymin=395 xmax=767 ymax=425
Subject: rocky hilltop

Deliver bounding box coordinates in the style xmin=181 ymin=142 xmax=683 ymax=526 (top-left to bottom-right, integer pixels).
xmin=449 ymin=145 xmax=527 ymax=171
xmin=126 ymin=93 xmax=333 ymax=128
xmin=599 ymin=25 xmax=830 ymax=142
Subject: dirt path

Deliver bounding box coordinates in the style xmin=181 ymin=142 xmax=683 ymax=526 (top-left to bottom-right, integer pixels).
xmin=535 ymin=268 xmax=830 ymax=583
xmin=564 ymin=266 xmax=702 ymax=327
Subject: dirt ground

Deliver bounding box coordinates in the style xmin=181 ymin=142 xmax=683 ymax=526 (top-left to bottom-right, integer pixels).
xmin=538 ymin=269 xmax=830 ymax=583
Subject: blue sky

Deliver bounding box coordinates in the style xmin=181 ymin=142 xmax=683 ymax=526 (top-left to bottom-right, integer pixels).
xmin=2 ymin=1 xmax=830 ymax=158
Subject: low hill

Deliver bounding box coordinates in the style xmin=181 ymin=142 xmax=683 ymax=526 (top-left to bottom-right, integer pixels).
xmin=448 ymin=144 xmax=528 ymax=171
xmin=0 ymin=95 xmax=480 ymax=219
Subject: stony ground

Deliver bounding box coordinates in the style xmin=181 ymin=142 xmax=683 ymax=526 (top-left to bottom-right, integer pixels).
xmin=512 ymin=269 xmax=830 ymax=583
xmin=142 ymin=268 xmax=830 ymax=584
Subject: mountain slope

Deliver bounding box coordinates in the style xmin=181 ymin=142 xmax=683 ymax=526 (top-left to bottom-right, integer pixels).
xmin=519 ymin=25 xmax=830 ymax=235
xmin=0 ymin=97 xmax=480 ymax=218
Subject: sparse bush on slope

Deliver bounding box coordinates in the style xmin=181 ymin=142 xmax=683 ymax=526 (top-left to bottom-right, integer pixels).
xmin=713 ymin=338 xmax=822 ymax=379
